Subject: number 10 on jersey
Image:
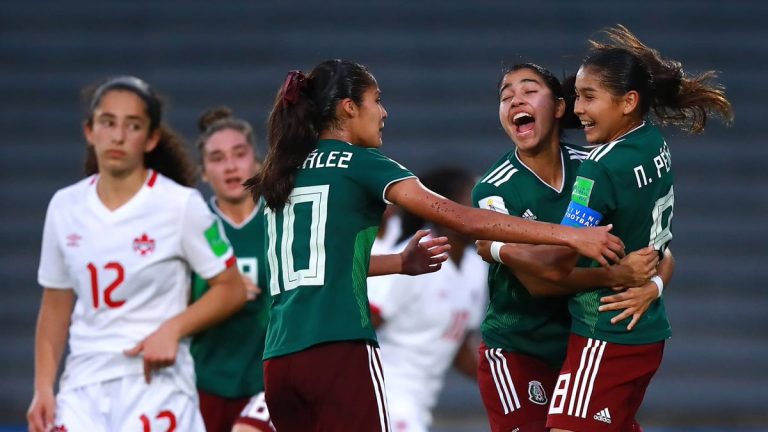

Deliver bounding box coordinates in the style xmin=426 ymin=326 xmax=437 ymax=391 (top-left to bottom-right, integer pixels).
xmin=265 ymin=185 xmax=329 ymax=296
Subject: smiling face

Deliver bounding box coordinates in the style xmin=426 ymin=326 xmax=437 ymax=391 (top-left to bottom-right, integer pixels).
xmin=498 ymin=68 xmax=565 ymax=153
xmin=347 ymin=84 xmax=387 ymax=149
xmin=84 ymin=90 xmax=159 ymax=177
xmin=201 ymin=128 xmax=260 ymax=204
xmin=574 ymin=65 xmax=641 ymax=144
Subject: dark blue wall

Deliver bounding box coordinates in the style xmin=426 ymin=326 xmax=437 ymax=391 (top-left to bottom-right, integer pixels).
xmin=2 ymin=0 xmax=766 ymax=427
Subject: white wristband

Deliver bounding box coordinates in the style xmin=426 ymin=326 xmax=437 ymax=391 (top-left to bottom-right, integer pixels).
xmin=650 ymin=275 xmax=664 ymax=298
xmin=490 ymin=241 xmax=505 ymax=263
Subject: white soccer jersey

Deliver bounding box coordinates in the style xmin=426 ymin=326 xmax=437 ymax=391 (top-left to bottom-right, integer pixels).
xmin=367 ymin=239 xmax=488 ymax=428
xmin=370 ymin=213 xmax=402 ymax=255
xmin=37 ymin=170 xmax=234 ymax=395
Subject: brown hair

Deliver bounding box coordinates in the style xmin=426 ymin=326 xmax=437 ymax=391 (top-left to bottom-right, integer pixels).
xmin=82 ymin=76 xmax=196 ymax=186
xmin=244 ymin=59 xmax=377 ymax=210
xmin=196 ymin=106 xmax=259 ymax=162
xmin=583 ymin=24 xmax=733 ymax=133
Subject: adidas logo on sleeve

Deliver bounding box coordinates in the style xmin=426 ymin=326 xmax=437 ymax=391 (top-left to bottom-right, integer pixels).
xmin=521 ymin=209 xmax=537 ymax=220
xmin=593 ymin=408 xmax=612 ymax=424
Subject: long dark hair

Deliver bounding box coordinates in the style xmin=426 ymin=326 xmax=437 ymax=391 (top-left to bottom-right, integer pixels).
xmin=244 ymin=59 xmax=377 ymax=210
xmin=582 ymin=25 xmax=733 ymax=133
xmin=499 ymin=63 xmax=582 ymax=135
xmin=82 ymin=76 xmax=196 ymax=187
xmin=196 ymin=106 xmax=259 ymax=162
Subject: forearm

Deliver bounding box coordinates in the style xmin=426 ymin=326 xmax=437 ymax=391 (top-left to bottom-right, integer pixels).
xmin=388 ymin=179 xmax=576 ymax=247
xmin=494 ymin=243 xmax=584 ymax=297
xmin=562 ymin=266 xmax=626 ymax=290
xmin=169 ymin=266 xmax=247 ymax=338
xmin=34 ymin=289 xmax=73 ymax=392
xmin=657 ymin=248 xmax=675 ymax=286
xmin=368 ymin=254 xmax=401 ymax=277
xmin=498 ymin=243 xmax=577 ymax=282
xmin=453 ymin=333 xmax=479 ymax=379
xmin=433 ymin=201 xmax=576 ymax=247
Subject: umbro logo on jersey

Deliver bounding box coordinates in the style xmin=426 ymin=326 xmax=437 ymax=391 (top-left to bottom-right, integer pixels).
xmin=133 ymin=233 xmax=156 ymax=256
xmin=593 ymin=408 xmax=612 ymax=424
xmin=52 ymin=425 xmax=68 ymax=432
xmin=66 ymin=233 xmax=82 ymax=247
xmin=522 ymin=209 xmax=537 ymax=220
xmin=528 ymin=380 xmax=548 ymax=405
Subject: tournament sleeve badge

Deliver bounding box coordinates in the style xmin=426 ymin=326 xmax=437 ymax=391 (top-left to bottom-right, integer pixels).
xmin=204 ymin=220 xmax=231 ymax=257
xmin=561 ymin=176 xmax=603 ymax=228
xmin=478 ymin=196 xmax=509 ymax=215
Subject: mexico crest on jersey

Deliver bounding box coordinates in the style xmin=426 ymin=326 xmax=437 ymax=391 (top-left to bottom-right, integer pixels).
xmin=528 ymin=380 xmax=547 ymax=405
xmin=133 ymin=233 xmax=156 ymax=256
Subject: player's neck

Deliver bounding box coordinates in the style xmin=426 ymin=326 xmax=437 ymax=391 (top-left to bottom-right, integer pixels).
xmin=515 ymin=140 xmax=563 ymax=190
xmin=215 ymin=196 xmax=256 ymax=225
xmin=96 ymin=168 xmax=149 ymax=211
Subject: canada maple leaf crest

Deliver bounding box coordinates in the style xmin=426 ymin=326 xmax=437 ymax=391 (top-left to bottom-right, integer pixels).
xmin=133 ymin=233 xmax=156 ymax=256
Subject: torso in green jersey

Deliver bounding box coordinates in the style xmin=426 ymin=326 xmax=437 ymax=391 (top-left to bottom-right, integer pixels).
xmin=263 ymin=139 xmax=414 ymax=360
xmin=472 ymin=144 xmax=587 ymax=368
xmin=562 ymin=122 xmax=673 ymax=344
xmin=190 ymin=198 xmax=269 ymax=398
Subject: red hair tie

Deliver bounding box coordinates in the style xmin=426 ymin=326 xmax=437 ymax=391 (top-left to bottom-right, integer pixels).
xmin=282 ymin=70 xmax=307 ymax=106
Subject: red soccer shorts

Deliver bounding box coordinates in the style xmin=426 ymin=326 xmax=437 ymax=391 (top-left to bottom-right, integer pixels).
xmin=478 ymin=342 xmax=560 ymax=432
xmin=546 ymin=333 xmax=664 ymax=431
xmin=264 ymin=340 xmax=390 ymax=432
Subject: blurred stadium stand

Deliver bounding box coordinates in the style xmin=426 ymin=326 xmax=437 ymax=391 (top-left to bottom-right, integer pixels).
xmin=1 ymin=0 xmax=766 ymax=429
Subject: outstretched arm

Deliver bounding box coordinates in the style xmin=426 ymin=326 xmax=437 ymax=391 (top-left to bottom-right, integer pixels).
xmin=453 ymin=332 xmax=480 ymax=380
xmin=386 ymin=178 xmax=624 ymax=267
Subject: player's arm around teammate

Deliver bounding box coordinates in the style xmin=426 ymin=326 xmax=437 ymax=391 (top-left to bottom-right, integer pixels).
xmin=547 ymin=26 xmax=732 ymax=432
xmin=477 ymin=240 xmax=675 ymax=330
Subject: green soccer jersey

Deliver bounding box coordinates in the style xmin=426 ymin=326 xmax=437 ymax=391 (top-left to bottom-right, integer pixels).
xmin=562 ymin=122 xmax=673 ymax=344
xmin=472 ymin=144 xmax=587 ymax=368
xmin=190 ymin=198 xmax=269 ymax=398
xmin=263 ymin=139 xmax=414 ymax=360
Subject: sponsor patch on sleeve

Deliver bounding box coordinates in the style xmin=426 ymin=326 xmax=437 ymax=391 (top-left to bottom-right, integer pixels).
xmin=204 ymin=220 xmax=231 ymax=257
xmin=478 ymin=195 xmax=509 ymax=215
xmin=571 ymin=176 xmax=595 ymax=206
xmin=561 ymin=201 xmax=603 ymax=227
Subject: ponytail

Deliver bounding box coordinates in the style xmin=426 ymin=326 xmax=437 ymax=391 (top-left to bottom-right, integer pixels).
xmin=244 ymin=71 xmax=318 ymax=210
xmin=585 ymin=24 xmax=733 ymax=133
xmin=245 ymin=60 xmax=377 ymax=210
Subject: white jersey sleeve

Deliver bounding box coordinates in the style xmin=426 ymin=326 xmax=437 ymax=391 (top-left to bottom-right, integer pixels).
xmin=180 ymin=190 xmax=235 ymax=280
xmin=38 ymin=192 xmax=72 ymax=289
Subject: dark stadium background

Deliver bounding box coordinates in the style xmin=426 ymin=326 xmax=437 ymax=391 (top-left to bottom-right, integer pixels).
xmin=1 ymin=1 xmax=766 ymax=430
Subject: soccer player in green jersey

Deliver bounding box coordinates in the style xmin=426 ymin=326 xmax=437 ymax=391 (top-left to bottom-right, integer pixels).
xmin=243 ymin=59 xmax=625 ymax=431
xmin=473 ymin=63 xmax=667 ymax=432
xmin=545 ymin=26 xmax=733 ymax=432
xmin=190 ymin=107 xmax=276 ymax=432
